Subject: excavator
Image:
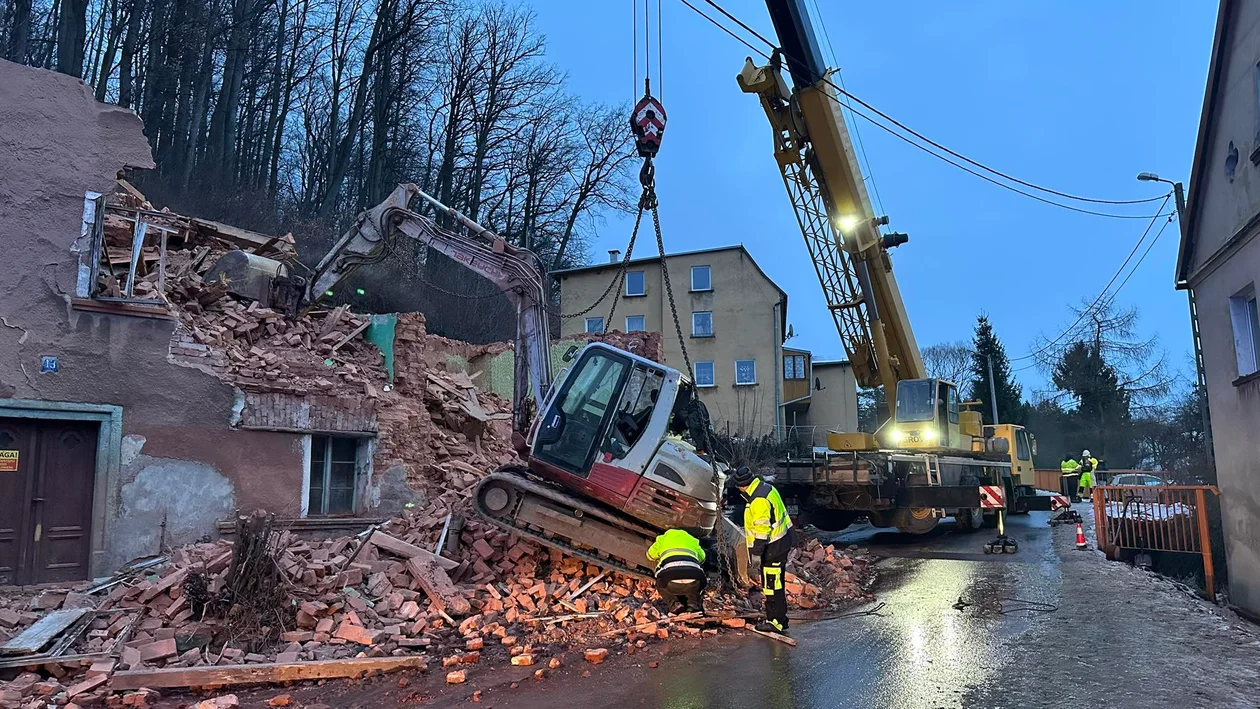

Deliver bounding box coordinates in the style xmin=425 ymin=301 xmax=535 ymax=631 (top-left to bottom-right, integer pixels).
xmin=206 ymin=182 xmax=738 ymax=579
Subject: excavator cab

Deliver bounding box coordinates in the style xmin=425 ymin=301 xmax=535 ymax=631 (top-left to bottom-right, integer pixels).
xmin=883 ymin=378 xmax=966 ymax=451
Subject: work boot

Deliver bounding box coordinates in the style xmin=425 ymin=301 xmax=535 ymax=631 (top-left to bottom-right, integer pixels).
xmin=754 ymin=620 xmax=788 ymax=635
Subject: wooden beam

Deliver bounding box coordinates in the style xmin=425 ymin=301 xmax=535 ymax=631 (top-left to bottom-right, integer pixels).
xmin=368 ymin=531 xmax=458 ymax=571
xmin=406 ymin=556 xmax=471 ymax=616
xmin=109 ymin=656 xmax=428 ymax=690
xmin=747 ymin=625 xmax=797 ymax=646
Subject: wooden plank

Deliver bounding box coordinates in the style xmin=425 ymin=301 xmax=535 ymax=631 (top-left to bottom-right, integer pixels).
xmin=747 ymin=625 xmax=797 ymax=646
xmin=406 ymin=556 xmax=471 ymax=616
xmin=329 ymin=320 xmax=371 ymax=354
xmin=110 ymin=656 xmax=428 ymax=690
xmin=368 ymin=531 xmax=458 ymax=570
xmin=191 ymin=218 xmax=293 ymax=256
xmin=0 ymin=609 xmax=89 ymax=655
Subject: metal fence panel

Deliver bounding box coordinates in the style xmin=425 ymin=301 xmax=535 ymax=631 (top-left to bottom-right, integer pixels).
xmin=1092 ymin=485 xmax=1219 ymax=600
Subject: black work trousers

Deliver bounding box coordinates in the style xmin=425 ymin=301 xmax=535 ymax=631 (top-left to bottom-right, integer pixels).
xmin=759 ymin=531 xmax=794 ymax=629
xmin=655 ymin=562 xmax=707 ymax=611
xmin=1060 ymin=474 xmax=1080 ymax=502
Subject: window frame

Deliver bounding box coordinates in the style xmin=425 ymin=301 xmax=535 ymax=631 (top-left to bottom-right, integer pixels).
xmin=1229 ymin=285 xmax=1260 ymax=378
xmin=734 ymin=359 xmax=757 ymax=386
xmin=625 ymin=314 xmax=646 ymax=332
xmin=307 ymin=434 xmax=361 ymax=517
xmin=691 ymin=311 xmax=714 ymax=338
xmin=694 ymin=361 xmax=716 ymax=388
xmin=690 ymin=265 xmax=712 ymax=292
xmin=584 ymin=316 xmax=604 ymax=334
xmin=783 ymin=354 xmax=806 ymax=380
xmin=625 ymin=270 xmax=646 ymax=297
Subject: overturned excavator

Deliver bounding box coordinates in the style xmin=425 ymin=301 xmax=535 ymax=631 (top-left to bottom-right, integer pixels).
xmin=205 ymin=184 xmax=746 ymax=579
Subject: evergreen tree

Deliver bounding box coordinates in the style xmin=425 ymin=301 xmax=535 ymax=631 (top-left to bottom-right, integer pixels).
xmin=1052 ymin=341 xmax=1134 ymax=466
xmin=966 ymin=315 xmax=1027 ymax=426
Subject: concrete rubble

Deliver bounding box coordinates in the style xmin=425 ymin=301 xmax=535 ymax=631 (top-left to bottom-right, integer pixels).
xmin=0 ymin=187 xmax=874 ymax=707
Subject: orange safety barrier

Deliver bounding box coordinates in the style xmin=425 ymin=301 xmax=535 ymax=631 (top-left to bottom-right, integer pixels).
xmin=1091 ymin=485 xmax=1220 ymax=601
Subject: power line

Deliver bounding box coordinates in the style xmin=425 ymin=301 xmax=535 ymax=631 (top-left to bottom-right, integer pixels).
xmin=1010 ymin=194 xmax=1172 ymax=370
xmin=691 ymin=0 xmax=1169 ymax=210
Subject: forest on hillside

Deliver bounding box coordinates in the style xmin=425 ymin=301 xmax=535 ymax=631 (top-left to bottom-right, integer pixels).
xmin=2 ymin=0 xmax=638 ymax=338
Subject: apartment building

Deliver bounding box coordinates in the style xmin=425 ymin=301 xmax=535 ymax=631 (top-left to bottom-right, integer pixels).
xmin=554 ymin=245 xmax=856 ymax=441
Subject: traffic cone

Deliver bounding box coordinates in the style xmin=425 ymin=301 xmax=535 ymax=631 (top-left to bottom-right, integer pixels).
xmin=1075 ymin=522 xmax=1087 ymax=550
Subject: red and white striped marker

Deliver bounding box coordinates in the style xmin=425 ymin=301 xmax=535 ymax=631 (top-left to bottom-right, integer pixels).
xmin=979 ymin=485 xmax=1006 ymax=509
xmin=1075 ymin=522 xmax=1087 ymax=549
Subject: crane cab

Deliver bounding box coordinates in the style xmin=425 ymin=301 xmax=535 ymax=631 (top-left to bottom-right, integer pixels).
xmin=882 ymin=378 xmax=972 ymax=451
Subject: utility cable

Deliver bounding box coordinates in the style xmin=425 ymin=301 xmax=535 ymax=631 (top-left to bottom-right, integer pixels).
xmin=685 ymin=0 xmax=1169 ymax=212
xmin=1010 ymin=193 xmax=1171 ymax=366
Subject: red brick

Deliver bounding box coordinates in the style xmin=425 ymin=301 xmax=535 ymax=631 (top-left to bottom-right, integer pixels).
xmin=584 ymin=648 xmax=609 ymax=664
xmin=138 ymin=638 xmax=178 ymax=663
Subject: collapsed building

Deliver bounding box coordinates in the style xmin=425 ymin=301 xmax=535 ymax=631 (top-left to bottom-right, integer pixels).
xmin=0 ymin=58 xmax=660 ymax=585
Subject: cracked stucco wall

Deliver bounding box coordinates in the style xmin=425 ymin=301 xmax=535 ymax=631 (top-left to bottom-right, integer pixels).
xmin=0 ymin=60 xmax=304 ymax=574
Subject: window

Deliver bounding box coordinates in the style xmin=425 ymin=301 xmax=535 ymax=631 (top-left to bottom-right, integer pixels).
xmin=625 ymin=315 xmax=645 ymax=332
xmin=308 ymin=436 xmax=359 ymax=516
xmin=1015 ymin=429 xmax=1032 ymax=462
xmin=694 ymin=361 xmax=715 ymax=387
xmin=692 ymin=311 xmax=713 ymax=337
xmin=610 ymin=365 xmax=665 ymax=457
xmin=535 ymin=349 xmax=629 ymax=475
xmin=735 ymin=359 xmax=757 ymax=385
xmin=625 ymin=271 xmax=646 ymax=297
xmin=895 ymin=379 xmax=935 ymax=423
xmin=1230 ymin=286 xmax=1260 ymax=377
xmin=691 ymin=265 xmax=711 ymax=292
xmin=584 ymin=317 xmax=604 ymax=334
xmin=946 ymin=385 xmax=959 ymax=424
xmin=783 ymin=355 xmax=806 ymax=380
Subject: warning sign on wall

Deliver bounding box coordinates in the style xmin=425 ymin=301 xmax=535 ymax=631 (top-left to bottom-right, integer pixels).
xmin=0 ymin=450 xmax=17 ymax=472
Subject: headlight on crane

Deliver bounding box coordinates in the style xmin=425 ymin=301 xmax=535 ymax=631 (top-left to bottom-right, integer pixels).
xmin=835 ymin=214 xmax=860 ymax=233
xmin=889 ymin=428 xmax=906 ymax=444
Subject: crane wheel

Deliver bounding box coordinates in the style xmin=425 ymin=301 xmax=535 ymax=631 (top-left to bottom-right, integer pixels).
xmin=893 ymin=508 xmax=939 ymax=535
xmin=953 ymin=508 xmax=984 ymax=533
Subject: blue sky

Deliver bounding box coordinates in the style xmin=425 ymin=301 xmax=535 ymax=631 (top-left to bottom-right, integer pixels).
xmin=528 ymin=0 xmax=1218 ymax=398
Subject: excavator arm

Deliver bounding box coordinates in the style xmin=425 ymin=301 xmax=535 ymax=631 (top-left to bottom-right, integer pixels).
xmin=310 ymin=183 xmax=553 ymax=433
xmin=738 ymin=0 xmax=925 ymax=397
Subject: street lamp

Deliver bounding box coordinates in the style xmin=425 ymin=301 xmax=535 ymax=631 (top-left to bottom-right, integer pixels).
xmin=1137 ymin=172 xmax=1214 ymax=466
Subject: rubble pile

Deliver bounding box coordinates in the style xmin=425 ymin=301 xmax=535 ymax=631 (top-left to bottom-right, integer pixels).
xmin=785 ymin=538 xmax=871 ymax=610
xmin=0 ymin=515 xmax=873 ymax=706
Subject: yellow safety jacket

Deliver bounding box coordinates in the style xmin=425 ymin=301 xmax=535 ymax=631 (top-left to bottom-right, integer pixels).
xmin=1061 ymin=459 xmax=1080 ymax=475
xmin=646 ymin=529 xmax=706 ymax=571
xmin=742 ymin=478 xmax=792 ymax=554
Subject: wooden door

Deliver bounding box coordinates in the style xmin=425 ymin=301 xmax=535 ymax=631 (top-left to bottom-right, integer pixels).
xmin=0 ymin=419 xmax=36 ymax=586
xmin=0 ymin=418 xmax=98 ymax=585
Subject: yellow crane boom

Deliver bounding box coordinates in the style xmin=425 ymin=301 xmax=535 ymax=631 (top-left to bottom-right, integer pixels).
xmin=736 ymin=0 xmax=924 ymax=398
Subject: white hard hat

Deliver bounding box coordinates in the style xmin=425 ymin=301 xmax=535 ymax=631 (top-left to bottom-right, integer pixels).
xmin=1082 ymin=449 xmax=1090 ymax=457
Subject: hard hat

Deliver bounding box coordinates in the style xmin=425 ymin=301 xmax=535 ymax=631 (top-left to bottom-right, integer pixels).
xmin=1082 ymin=449 xmax=1091 ymax=457
xmin=728 ymin=466 xmax=756 ymax=487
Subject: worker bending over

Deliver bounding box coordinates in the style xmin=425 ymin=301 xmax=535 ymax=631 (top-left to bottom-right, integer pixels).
xmin=1078 ymin=449 xmax=1098 ymax=499
xmin=1060 ymin=454 xmax=1081 ymax=502
xmin=730 ymin=466 xmax=797 ymax=634
xmin=646 ymin=529 xmax=707 ymax=613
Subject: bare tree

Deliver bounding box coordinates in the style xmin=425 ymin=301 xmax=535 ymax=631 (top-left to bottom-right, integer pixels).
xmin=921 ymin=341 xmax=972 ymax=385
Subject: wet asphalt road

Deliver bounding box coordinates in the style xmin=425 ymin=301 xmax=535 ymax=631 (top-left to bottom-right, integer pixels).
xmin=458 ymin=511 xmax=1064 ymax=709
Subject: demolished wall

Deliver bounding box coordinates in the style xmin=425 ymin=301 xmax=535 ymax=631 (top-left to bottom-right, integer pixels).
xmin=0 ymin=60 xmax=307 ymax=576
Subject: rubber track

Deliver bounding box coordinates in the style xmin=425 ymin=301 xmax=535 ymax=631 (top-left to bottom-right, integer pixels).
xmin=475 ymin=470 xmax=657 ymax=581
